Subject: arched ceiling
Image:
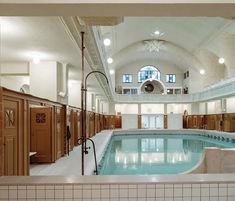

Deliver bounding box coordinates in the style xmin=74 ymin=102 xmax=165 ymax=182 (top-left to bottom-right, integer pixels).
xmin=100 ymin=17 xmax=233 ymax=72
xmin=111 ymin=40 xmax=203 ymax=71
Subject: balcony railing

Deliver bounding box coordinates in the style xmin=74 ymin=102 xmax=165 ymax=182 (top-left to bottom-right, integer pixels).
xmin=114 ymin=77 xmax=235 ymax=103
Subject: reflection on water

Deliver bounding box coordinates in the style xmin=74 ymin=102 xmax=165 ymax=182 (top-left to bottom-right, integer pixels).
xmin=99 ymin=134 xmax=233 ymax=175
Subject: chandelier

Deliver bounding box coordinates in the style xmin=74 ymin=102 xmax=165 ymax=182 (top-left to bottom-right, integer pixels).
xmin=143 ymin=39 xmax=165 ymax=53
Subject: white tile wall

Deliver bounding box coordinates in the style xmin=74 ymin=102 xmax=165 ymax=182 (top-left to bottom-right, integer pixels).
xmin=0 ymin=183 xmax=235 ymax=200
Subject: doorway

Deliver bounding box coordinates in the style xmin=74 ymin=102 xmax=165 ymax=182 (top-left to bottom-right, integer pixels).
xmin=30 ymin=107 xmax=52 ymax=163
xmin=141 ymin=114 xmax=164 ymax=129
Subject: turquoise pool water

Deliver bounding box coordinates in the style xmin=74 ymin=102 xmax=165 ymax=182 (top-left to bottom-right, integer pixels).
xmin=99 ymin=134 xmax=235 ymax=175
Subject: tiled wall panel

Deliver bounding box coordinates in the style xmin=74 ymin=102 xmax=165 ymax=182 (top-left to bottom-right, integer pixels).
xmin=0 ymin=183 xmax=235 ymax=200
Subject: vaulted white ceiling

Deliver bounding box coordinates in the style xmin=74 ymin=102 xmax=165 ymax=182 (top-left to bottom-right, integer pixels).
xmin=1 ymin=16 xmax=235 ymax=98
xmin=100 ymin=17 xmax=232 ymax=72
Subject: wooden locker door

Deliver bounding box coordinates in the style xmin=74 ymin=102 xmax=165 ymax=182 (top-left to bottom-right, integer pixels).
xmin=164 ymin=115 xmax=167 ymax=129
xmin=30 ymin=107 xmax=52 ymax=163
xmin=77 ymin=111 xmax=82 ymax=140
xmin=73 ymin=111 xmax=78 ymax=146
xmin=56 ymin=107 xmax=62 ymax=159
xmin=69 ymin=110 xmax=74 ymax=151
xmin=3 ymin=100 xmax=19 ymax=175
xmin=138 ymin=115 xmax=141 ymax=129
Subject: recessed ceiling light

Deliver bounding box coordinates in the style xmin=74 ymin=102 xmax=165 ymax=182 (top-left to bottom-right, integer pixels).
xmin=107 ymin=57 xmax=113 ymax=64
xmin=200 ymin=69 xmax=205 ymax=75
xmin=103 ymin=38 xmax=111 ymax=46
xmin=109 ymin=69 xmax=115 ymax=75
xmin=154 ymin=30 xmax=160 ymax=35
xmin=151 ymin=30 xmax=164 ymax=37
xmin=218 ymin=57 xmax=225 ymax=64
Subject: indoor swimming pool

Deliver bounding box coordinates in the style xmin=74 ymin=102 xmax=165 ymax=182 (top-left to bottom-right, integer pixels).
xmin=99 ymin=133 xmax=235 ymax=175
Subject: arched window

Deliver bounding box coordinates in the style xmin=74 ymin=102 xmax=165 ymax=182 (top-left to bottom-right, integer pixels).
xmin=138 ymin=65 xmax=161 ymax=83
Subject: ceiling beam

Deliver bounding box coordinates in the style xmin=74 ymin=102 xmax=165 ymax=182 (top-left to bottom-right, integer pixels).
xmin=0 ymin=3 xmax=235 ymax=17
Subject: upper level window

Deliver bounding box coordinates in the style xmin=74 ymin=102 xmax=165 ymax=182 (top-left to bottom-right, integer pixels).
xmin=184 ymin=71 xmax=189 ymax=79
xmin=123 ymin=88 xmax=138 ymax=94
xmin=166 ymin=74 xmax=176 ymax=83
xmin=138 ymin=65 xmax=160 ymax=83
xmin=122 ymin=74 xmax=133 ymax=83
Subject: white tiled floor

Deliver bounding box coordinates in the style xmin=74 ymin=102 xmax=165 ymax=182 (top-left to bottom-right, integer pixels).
xmin=30 ymin=130 xmax=112 ymax=176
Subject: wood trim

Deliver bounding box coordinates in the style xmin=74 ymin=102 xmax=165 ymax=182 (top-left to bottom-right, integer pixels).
xmin=0 ymin=87 xmax=3 ymax=176
xmin=164 ymin=115 xmax=167 ymax=129
xmin=138 ymin=115 xmax=141 ymax=129
xmin=3 ymin=96 xmax=25 ymax=175
xmin=2 ymin=87 xmax=62 ymax=107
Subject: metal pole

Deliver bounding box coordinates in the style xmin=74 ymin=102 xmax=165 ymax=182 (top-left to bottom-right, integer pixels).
xmin=81 ymin=31 xmax=85 ymax=175
xmin=84 ymin=71 xmax=109 ymax=175
xmin=80 ymin=32 xmax=109 ymax=176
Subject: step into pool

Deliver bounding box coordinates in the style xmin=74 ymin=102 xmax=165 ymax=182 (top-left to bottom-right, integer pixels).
xmin=98 ymin=134 xmax=235 ymax=175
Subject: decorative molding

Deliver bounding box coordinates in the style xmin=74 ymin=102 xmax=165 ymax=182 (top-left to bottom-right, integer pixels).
xmin=36 ymin=113 xmax=46 ymax=123
xmin=4 ymin=108 xmax=15 ymax=128
xmin=78 ymin=17 xmax=123 ymax=26
xmin=143 ymin=39 xmax=165 ymax=53
xmin=59 ymin=16 xmax=113 ymax=101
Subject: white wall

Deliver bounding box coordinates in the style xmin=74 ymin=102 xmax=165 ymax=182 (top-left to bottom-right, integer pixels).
xmin=0 ymin=76 xmax=29 ymax=92
xmin=68 ymin=80 xmax=81 ymax=108
xmin=115 ymin=59 xmax=184 ymax=90
xmin=167 ymin=114 xmax=183 ymax=129
xmin=141 ymin=104 xmax=164 ymax=114
xmin=167 ymin=104 xmax=191 ymax=114
xmin=199 ymin=102 xmax=206 ymax=114
xmin=115 ymin=104 xmax=138 ymax=114
xmin=30 ymin=61 xmax=58 ymax=101
xmin=196 ymin=49 xmax=225 ymax=88
xmin=188 ymin=68 xmax=203 ymax=93
xmin=86 ymin=92 xmax=93 ymax=111
xmin=207 ymin=100 xmax=221 ymax=114
xmin=122 ymin=114 xmax=138 ymax=129
xmin=191 ymin=102 xmax=200 ymax=115
xmin=57 ymin=63 xmax=68 ymax=104
xmin=226 ymin=97 xmax=235 ymax=113
xmin=101 ymin=101 xmax=109 ymax=114
xmin=0 ymin=62 xmax=30 ymax=92
xmin=0 ymin=62 xmax=29 ymax=75
xmin=96 ymin=98 xmax=100 ymax=113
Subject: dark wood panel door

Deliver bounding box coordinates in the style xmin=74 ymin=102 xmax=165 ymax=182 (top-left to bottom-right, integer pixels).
xmin=56 ymin=107 xmax=62 ymax=159
xmin=69 ymin=110 xmax=74 ymax=151
xmin=164 ymin=115 xmax=167 ymax=129
xmin=77 ymin=111 xmax=82 ymax=140
xmin=73 ymin=111 xmax=78 ymax=146
xmin=4 ymin=136 xmax=17 ymax=175
xmin=115 ymin=116 xmax=122 ymax=128
xmin=3 ymin=100 xmax=19 ymax=175
xmin=30 ymin=107 xmax=52 ymax=163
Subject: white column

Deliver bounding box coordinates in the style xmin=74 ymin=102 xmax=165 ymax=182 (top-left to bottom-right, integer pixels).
xmin=57 ymin=63 xmax=68 ymax=104
xmin=164 ymin=104 xmax=167 ymax=115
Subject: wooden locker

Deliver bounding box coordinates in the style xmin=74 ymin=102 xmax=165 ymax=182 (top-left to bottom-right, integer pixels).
xmin=3 ymin=99 xmax=19 ymax=175
xmin=30 ymin=107 xmax=52 ymax=163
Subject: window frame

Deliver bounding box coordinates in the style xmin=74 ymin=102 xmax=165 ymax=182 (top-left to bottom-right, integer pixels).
xmin=122 ymin=87 xmax=139 ymax=95
xmin=138 ymin=65 xmax=161 ymax=83
xmin=122 ymin=74 xmax=133 ymax=83
xmin=166 ymin=74 xmax=176 ymax=83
